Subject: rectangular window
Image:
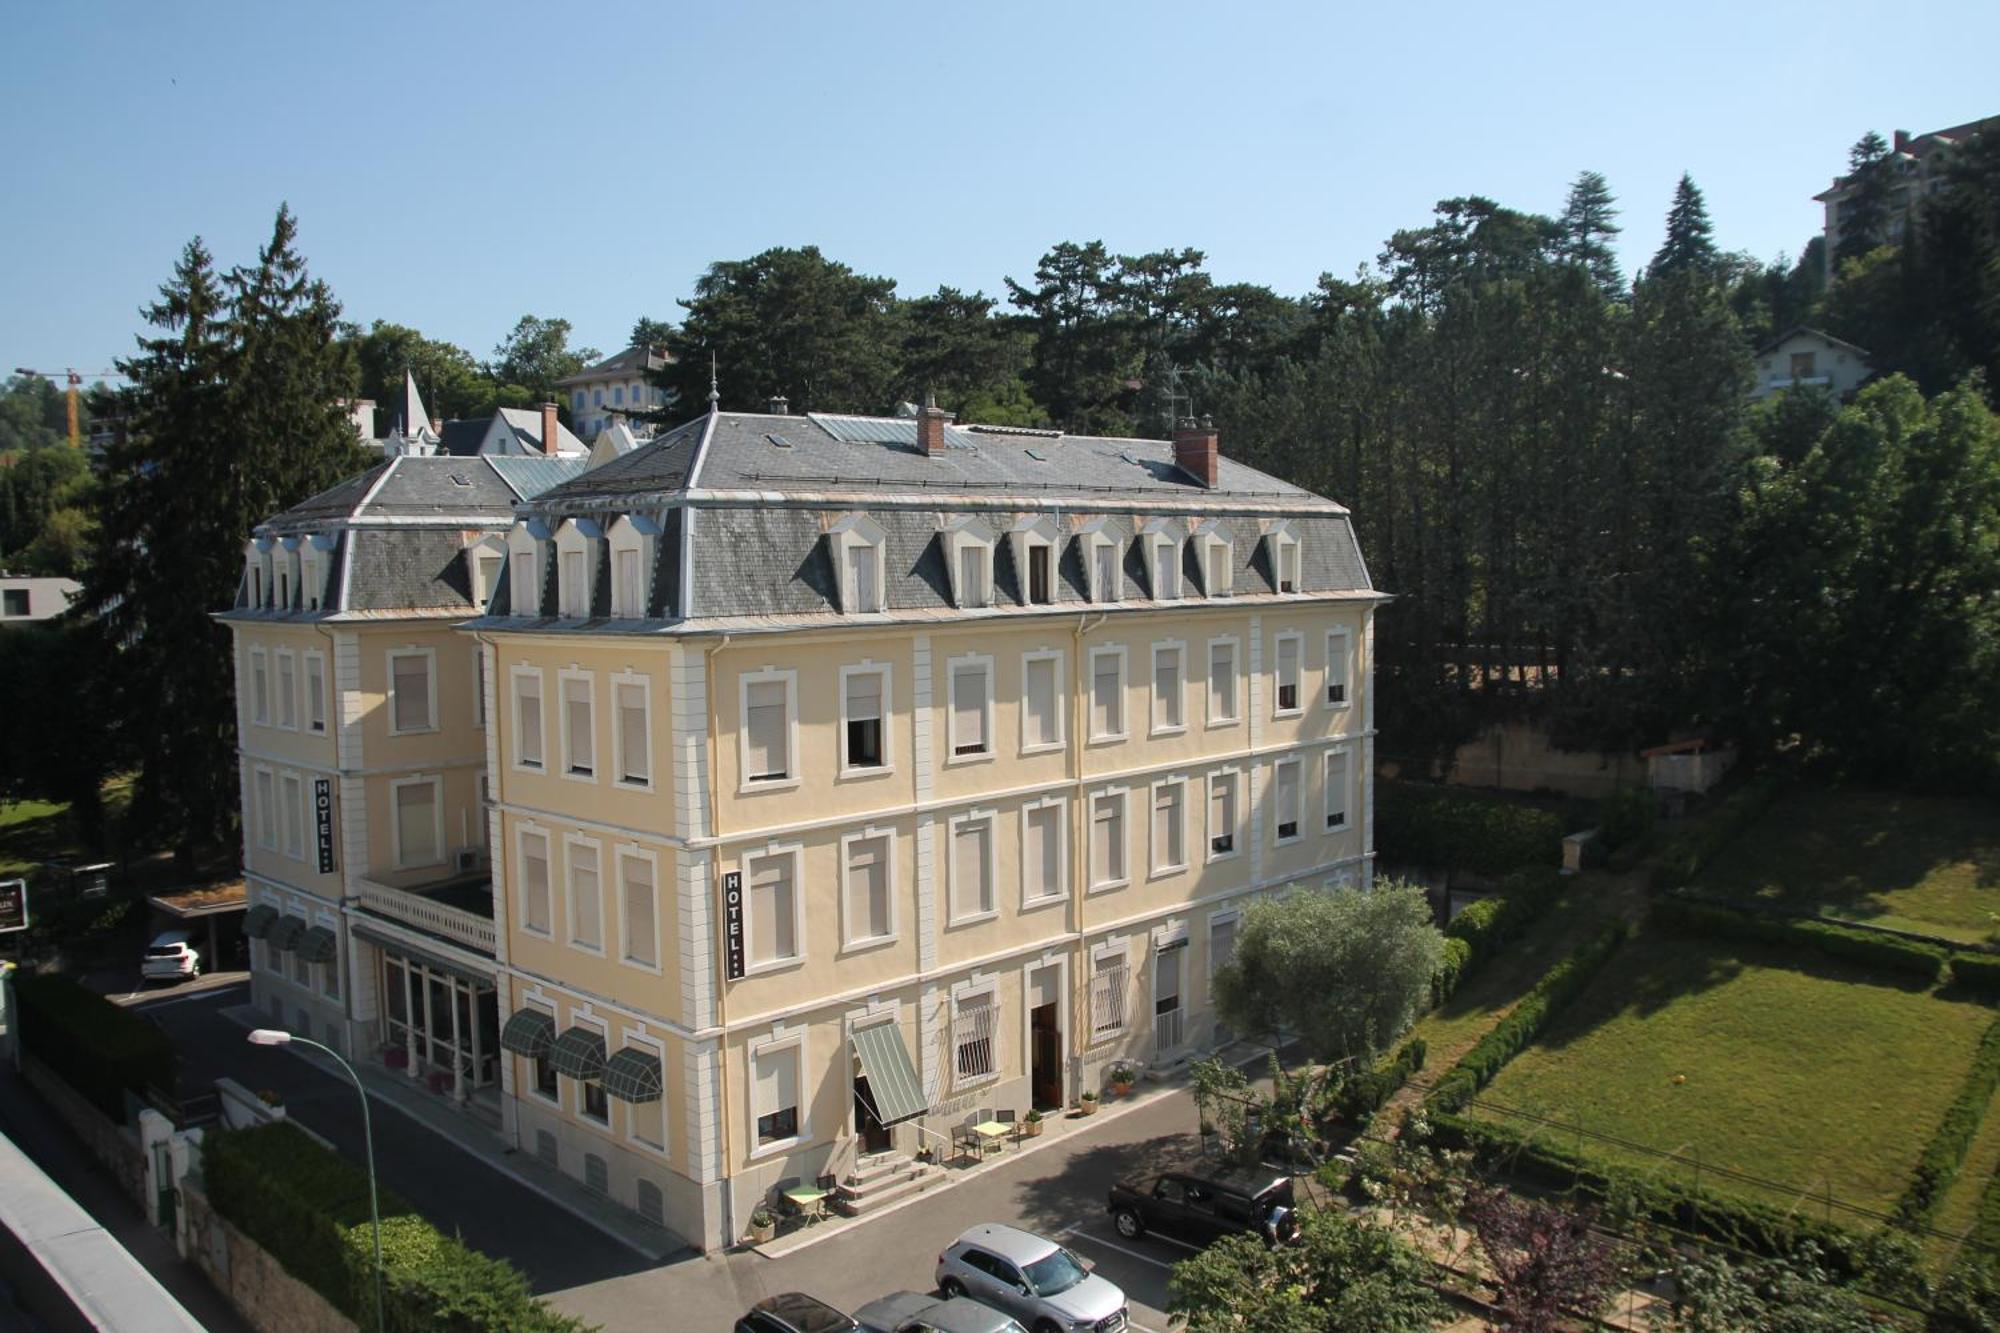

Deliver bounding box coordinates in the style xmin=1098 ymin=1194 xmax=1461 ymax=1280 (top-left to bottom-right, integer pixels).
xmin=847 ymin=543 xmax=878 ymax=612
xmin=568 ymin=841 xmax=602 ymax=949
xmin=1206 ymin=540 xmax=1233 ymax=596
xmin=747 ymin=851 xmax=798 ymax=966
xmin=250 ymin=649 xmax=269 ymax=725
xmin=254 ymin=769 xmax=276 ymax=849
xmin=281 ymin=772 xmax=304 ymax=860
xmin=754 ymin=1045 xmax=800 ymax=1146
xmin=954 ymin=993 xmax=996 ymax=1082
xmin=394 ymin=778 xmax=439 ymax=867
xmin=1275 ymin=636 xmax=1301 ymax=714
xmin=1093 ymin=540 xmax=1118 ymax=602
xmin=743 ymin=678 xmax=790 ymax=783
xmin=1325 ymin=750 xmax=1350 ymax=831
xmin=390 ymin=652 xmax=433 ymax=733
xmin=616 ymin=681 xmax=650 ymax=785
xmin=1152 ymin=781 xmax=1186 ymax=874
xmin=621 ymin=852 xmax=657 ymax=966
xmin=1208 ymin=639 xmax=1239 ymax=724
xmin=320 ymin=941 xmax=340 ymax=1000
xmin=303 ymin=653 xmax=326 ymax=733
xmin=843 ymin=668 xmax=885 ymax=771
xmin=534 ymin=1052 xmax=558 ymax=1099
xmin=515 ymin=671 xmax=544 ymax=769
xmin=1153 ymin=540 xmax=1179 ymax=599
xmin=1027 ymin=544 xmax=1052 ymax=604
xmin=630 ymin=1080 xmax=665 ymax=1149
xmin=560 ymin=549 xmax=586 ymax=616
xmin=512 ymin=549 xmax=538 ymax=615
xmin=1023 ymin=802 xmax=1062 ymax=904
xmin=476 ymin=552 xmax=504 ymax=610
xmin=1278 ymin=541 xmax=1300 ymax=594
xmin=1091 ymin=791 xmax=1126 ymax=889
xmin=845 ymin=833 xmax=893 ymax=945
xmin=958 ymin=545 xmax=988 ymax=609
xmin=951 ymin=817 xmax=994 ymax=921
xmin=1091 ymin=954 xmax=1129 ymax=1035
xmin=520 ymin=832 xmax=551 ymax=934
xmin=950 ymin=660 xmax=990 ymax=758
xmin=276 ymin=652 xmax=298 ymax=730
xmin=616 ymin=547 xmax=642 ymax=617
xmin=1209 ymin=772 xmax=1237 ymax=857
xmin=1152 ymin=644 xmax=1184 ymax=733
xmin=1274 ymin=758 xmax=1301 ymax=842
xmin=1022 ymin=654 xmax=1061 ymax=751
xmin=582 ymin=1078 xmax=608 ymax=1124
xmin=562 ymin=675 xmax=594 ymax=777
xmin=1325 ymin=629 xmax=1351 ymax=707
xmin=1090 ymin=650 xmax=1125 ymax=740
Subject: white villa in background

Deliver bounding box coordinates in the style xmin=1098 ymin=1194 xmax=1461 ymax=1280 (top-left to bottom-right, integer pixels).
xmin=1749 ymin=327 xmax=1874 ymax=402
xmin=559 ymin=345 xmax=673 ymax=440
xmin=1 ymin=573 xmax=81 ymax=622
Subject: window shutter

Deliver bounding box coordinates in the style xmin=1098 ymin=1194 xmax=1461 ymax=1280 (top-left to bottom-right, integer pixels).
xmin=622 ymin=854 xmax=656 ymax=964
xmin=954 ymin=821 xmax=990 ymax=916
xmin=565 ymin=677 xmax=593 ymax=773
xmin=395 ymin=782 xmax=435 ymax=865
xmin=393 ymin=656 xmax=430 ymax=731
xmin=1154 ymin=541 xmax=1175 ymax=598
xmin=953 ymin=665 xmax=985 ymax=753
xmin=1093 ymin=656 xmax=1120 ymax=736
xmin=618 ymin=683 xmax=648 ymax=782
xmin=745 ymin=681 xmax=787 ymax=780
xmin=1026 ymin=658 xmax=1056 ymax=746
xmin=1026 ymin=805 xmax=1059 ymax=899
xmin=1094 ymin=542 xmax=1116 ymax=601
xmin=570 ymin=843 xmax=601 ymax=946
xmin=750 ymin=855 xmax=794 ymax=962
xmin=523 ymin=837 xmax=551 ymax=933
xmin=518 ymin=676 xmax=543 ymax=767
xmin=850 ymin=544 xmax=878 ymax=611
xmin=617 ymin=548 xmax=641 ymax=617
xmin=850 ymin=837 xmax=889 ymax=939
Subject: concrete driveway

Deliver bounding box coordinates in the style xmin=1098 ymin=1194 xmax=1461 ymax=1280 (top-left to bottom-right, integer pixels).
xmin=548 ymin=1086 xmax=1211 ymax=1332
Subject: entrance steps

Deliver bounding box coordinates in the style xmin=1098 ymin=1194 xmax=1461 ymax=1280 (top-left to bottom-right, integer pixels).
xmin=833 ymin=1150 xmax=943 ymax=1217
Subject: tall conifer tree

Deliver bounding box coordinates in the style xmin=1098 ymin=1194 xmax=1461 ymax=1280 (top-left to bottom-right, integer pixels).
xmin=1556 ymin=170 xmax=1625 ymax=298
xmin=1648 ymin=174 xmax=1720 ymax=282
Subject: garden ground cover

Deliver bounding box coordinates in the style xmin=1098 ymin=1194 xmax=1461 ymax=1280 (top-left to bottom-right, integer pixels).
xmin=1470 ymin=926 xmax=1993 ymax=1216
xmin=1699 ymin=788 xmax=2000 ymax=945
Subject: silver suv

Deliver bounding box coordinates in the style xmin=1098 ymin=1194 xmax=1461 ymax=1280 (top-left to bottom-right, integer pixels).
xmin=934 ymin=1224 xmax=1127 ymax=1333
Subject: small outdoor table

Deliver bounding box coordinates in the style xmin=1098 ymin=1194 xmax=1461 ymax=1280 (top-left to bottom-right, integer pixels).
xmin=971 ymin=1120 xmax=1011 ymax=1155
xmin=783 ymin=1183 xmax=831 ymax=1225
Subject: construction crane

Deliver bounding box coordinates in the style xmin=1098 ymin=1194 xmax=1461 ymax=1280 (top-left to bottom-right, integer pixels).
xmin=13 ymin=367 xmax=123 ymax=447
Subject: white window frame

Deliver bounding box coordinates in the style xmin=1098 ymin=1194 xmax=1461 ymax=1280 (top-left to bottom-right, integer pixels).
xmin=839 ymin=826 xmax=899 ymax=953
xmin=1206 ymin=635 xmax=1241 ymax=727
xmin=564 ymin=833 xmax=606 ymax=955
xmin=1019 ymin=795 xmax=1067 ymax=911
xmin=1325 ymin=627 xmax=1353 ymax=711
xmin=611 ymin=670 xmax=653 ymax=790
xmin=274 ymin=649 xmax=299 ymax=731
xmin=606 ymin=518 xmax=649 ymax=618
xmin=1083 ymin=524 xmax=1122 ymax=604
xmin=516 ymin=825 xmax=553 ymax=938
xmin=1273 ymin=756 xmax=1303 ymax=845
xmin=1151 ymin=640 xmax=1187 ymax=737
xmin=512 ymin=666 xmax=546 ymax=772
xmin=1273 ymin=631 xmax=1304 ymax=719
xmin=1089 ymin=787 xmax=1130 ymax=893
xmin=946 ymin=652 xmax=995 ymax=765
xmin=280 ymin=770 xmax=305 ymax=861
xmin=304 ymin=650 xmax=327 ymax=734
xmin=950 ymin=981 xmax=1001 ymax=1089
xmin=944 ymin=519 xmax=997 ymax=610
xmin=742 ymin=842 xmax=806 ymax=974
xmin=1269 ymin=526 xmax=1301 ymax=595
xmin=557 ymin=667 xmax=597 ymax=783
xmin=616 ymin=843 xmax=662 ymax=972
xmin=387 ymin=647 xmax=438 ymax=736
xmin=1324 ymin=746 xmax=1352 ymax=834
xmin=1090 ymin=942 xmax=1130 ymax=1038
xmin=747 ymin=1029 xmax=807 ymax=1158
xmin=831 ymin=514 xmax=888 ymax=614
xmin=737 ymin=668 xmax=800 ymax=793
xmin=947 ymin=809 xmax=999 ymax=926
xmin=1207 ymin=768 xmax=1242 ymax=862
xmin=388 ymin=774 xmax=444 ymax=869
xmin=1139 ymin=518 xmax=1183 ymax=600
xmin=1150 ymin=776 xmax=1189 ymax=878
xmin=1203 ymin=531 xmax=1234 ymax=597
xmin=507 ymin=527 xmax=541 ymax=616
xmin=253 ymin=765 xmax=277 ymax=850
xmin=1009 ymin=516 xmax=1062 ymax=607
xmin=249 ymin=647 xmax=270 ymax=726
xmin=302 ymin=546 xmax=324 ymax=611
xmin=620 ymin=1029 xmax=669 ymax=1155
xmin=1019 ymin=649 xmax=1066 ymax=755
xmin=1088 ymin=645 xmax=1127 ymax=743
xmin=838 ymin=661 xmax=895 ymax=779
xmin=470 ymin=536 xmax=508 ymax=612
xmin=555 ymin=521 xmax=594 ymax=618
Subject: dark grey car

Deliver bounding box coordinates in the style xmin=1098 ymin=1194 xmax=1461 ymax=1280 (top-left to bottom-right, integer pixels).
xmin=854 ymin=1290 xmax=1028 ymax=1333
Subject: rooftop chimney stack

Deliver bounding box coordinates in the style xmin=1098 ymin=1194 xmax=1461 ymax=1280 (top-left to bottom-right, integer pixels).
xmin=917 ymin=388 xmax=948 ymax=457
xmin=1174 ymin=415 xmax=1220 ymax=489
xmin=768 ymin=395 xmax=790 ymax=415
xmin=540 ymin=401 xmax=559 ymax=455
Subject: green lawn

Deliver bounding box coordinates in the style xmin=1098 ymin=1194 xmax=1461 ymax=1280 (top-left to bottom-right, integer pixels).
xmin=1930 ymin=1093 xmax=2000 ymax=1263
xmin=1700 ymin=787 xmax=2000 ymax=944
xmin=1474 ymin=928 xmax=1994 ymax=1215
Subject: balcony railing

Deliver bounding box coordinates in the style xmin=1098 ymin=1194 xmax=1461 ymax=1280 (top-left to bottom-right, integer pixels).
xmin=355 ymin=875 xmax=496 ymax=954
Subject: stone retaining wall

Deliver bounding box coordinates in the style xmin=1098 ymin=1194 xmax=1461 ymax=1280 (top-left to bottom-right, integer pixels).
xmin=20 ymin=1053 xmax=146 ymax=1207
xmin=181 ymin=1175 xmax=356 ymax=1333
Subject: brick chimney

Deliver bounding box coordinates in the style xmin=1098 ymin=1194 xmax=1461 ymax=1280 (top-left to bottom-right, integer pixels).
xmin=540 ymin=402 xmax=559 ymax=454
xmin=1174 ymin=416 xmax=1219 ymax=488
xmin=917 ymin=388 xmax=948 ymax=457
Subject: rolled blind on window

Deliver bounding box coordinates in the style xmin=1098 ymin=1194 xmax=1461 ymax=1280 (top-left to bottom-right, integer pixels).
xmin=1155 ymin=785 xmax=1183 ymax=866
xmin=565 ymin=678 xmax=593 ymax=772
xmin=850 ymin=544 xmax=878 ymax=610
xmin=277 ymin=655 xmax=296 ymax=727
xmin=306 ymin=657 xmax=325 ymax=731
xmin=1209 ymin=642 xmax=1232 ymax=715
xmin=522 ymin=836 xmax=550 ymax=932
xmin=1154 ymin=542 xmax=1175 ymax=597
xmin=1025 ymin=805 xmax=1060 ymax=899
xmin=1210 ymin=777 xmax=1234 ymax=839
xmin=1277 ymin=762 xmax=1299 ymax=824
xmin=850 ymin=836 xmax=890 ymax=938
xmin=617 ymin=683 xmax=648 ymax=782
xmin=616 ymin=548 xmax=641 ymax=616
xmin=1094 ymin=543 xmax=1116 ymax=600
xmin=393 ymin=656 xmax=430 ymax=731
xmin=1277 ymin=637 xmax=1299 ymax=687
xmin=952 ymin=665 xmax=985 ymax=752
xmin=1093 ymin=657 xmax=1120 ymax=735
xmin=846 ymin=671 xmax=882 ymax=723
xmin=1093 ymin=795 xmax=1124 ymax=883
xmin=570 ymin=842 xmax=601 ymax=946
xmin=749 ymin=855 xmax=794 ymax=962
xmin=513 ymin=551 xmax=538 ymax=614
xmin=517 ymin=676 xmax=543 ymax=766
xmin=745 ymin=680 xmax=787 ymax=780
xmin=396 ymin=782 xmax=436 ymax=865
xmin=1211 ymin=916 xmax=1238 ymax=973
xmin=1025 ymin=657 xmax=1057 ymax=745
xmin=1155 ymin=650 xmax=1181 ymax=726
xmin=622 ymin=854 xmax=656 ymax=965
xmin=953 ymin=820 xmax=990 ymax=916
xmin=1326 ymin=751 xmax=1349 ymax=824
xmin=755 ymin=1046 xmax=797 ymax=1121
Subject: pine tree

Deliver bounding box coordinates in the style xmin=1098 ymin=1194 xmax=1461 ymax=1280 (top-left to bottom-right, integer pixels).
xmin=1835 ymin=130 xmax=1895 ymax=266
xmin=1556 ymin=170 xmax=1624 ymax=298
xmin=1647 ymin=174 xmax=1720 ymax=282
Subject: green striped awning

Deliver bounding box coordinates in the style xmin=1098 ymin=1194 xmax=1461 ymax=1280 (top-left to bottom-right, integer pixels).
xmin=548 ymin=1026 xmax=606 ymax=1080
xmin=243 ymin=904 xmax=278 ymax=939
xmin=296 ymin=925 xmax=337 ymax=964
xmin=266 ymin=915 xmax=308 ymax=953
xmin=603 ymin=1047 xmax=664 ymax=1103
xmin=499 ymin=1008 xmax=556 ymax=1059
xmin=852 ymin=1021 xmax=927 ymax=1126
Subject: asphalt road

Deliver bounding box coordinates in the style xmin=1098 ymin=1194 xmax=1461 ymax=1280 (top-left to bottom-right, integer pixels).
xmin=549 ymin=1087 xmax=1211 ymax=1332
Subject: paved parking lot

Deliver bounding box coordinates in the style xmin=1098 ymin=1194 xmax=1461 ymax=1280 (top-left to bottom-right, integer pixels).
xmin=548 ymin=1085 xmax=1211 ymax=1332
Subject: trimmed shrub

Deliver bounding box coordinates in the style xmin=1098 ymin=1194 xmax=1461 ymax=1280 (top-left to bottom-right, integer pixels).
xmin=1376 ymin=784 xmax=1564 ymax=877
xmin=1597 ymin=784 xmax=1657 ymax=851
xmin=1895 ymin=1016 xmax=2000 ymax=1228
xmin=1427 ymin=924 xmax=1628 ymax=1114
xmin=1432 ymin=936 xmax=1473 ymax=1004
xmin=12 ymin=971 xmax=176 ymax=1122
xmin=1446 ymin=867 xmax=1566 ymax=963
xmin=1650 ymin=896 xmax=1948 ymax=983
xmin=1952 ymin=952 xmax=2000 ymax=997
xmin=1649 ymin=775 xmax=1786 ymax=893
xmin=1337 ymin=1037 xmax=1427 ymax=1122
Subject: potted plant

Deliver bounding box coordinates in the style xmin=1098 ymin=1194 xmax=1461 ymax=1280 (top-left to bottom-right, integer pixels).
xmin=1078 ymin=1090 xmax=1099 ymax=1116
xmin=1108 ymin=1062 xmax=1137 ymax=1097
xmin=1022 ymin=1108 xmax=1044 ymax=1138
xmin=915 ymin=1144 xmax=936 ymax=1165
xmin=747 ymin=1207 xmax=776 ymax=1244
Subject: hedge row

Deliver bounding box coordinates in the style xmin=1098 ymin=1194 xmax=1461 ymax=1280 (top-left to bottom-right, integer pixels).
xmin=1649 ymin=775 xmax=1786 ymax=893
xmin=1338 ymin=1037 xmax=1427 ymax=1122
xmin=1651 ymin=896 xmax=1949 ymax=983
xmin=1428 ymin=1112 xmax=1864 ymax=1277
xmin=203 ymin=1124 xmax=588 ymax=1332
xmin=1376 ymin=783 xmax=1565 ymax=877
xmin=1953 ymin=953 xmax=2000 ymax=997
xmin=12 ymin=971 xmax=177 ymax=1123
xmin=1427 ymin=923 xmax=1629 ymax=1114
xmin=1431 ymin=867 xmax=1568 ymax=1006
xmin=1896 ymin=1016 xmax=2000 ymax=1229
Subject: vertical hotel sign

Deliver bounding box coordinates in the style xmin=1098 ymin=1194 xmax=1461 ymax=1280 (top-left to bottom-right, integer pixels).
xmin=313 ymin=779 xmax=336 ymax=874
xmin=721 ymin=870 xmax=745 ymax=980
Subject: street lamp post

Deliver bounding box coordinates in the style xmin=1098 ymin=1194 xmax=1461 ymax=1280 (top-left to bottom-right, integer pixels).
xmin=248 ymin=1028 xmax=384 ymax=1333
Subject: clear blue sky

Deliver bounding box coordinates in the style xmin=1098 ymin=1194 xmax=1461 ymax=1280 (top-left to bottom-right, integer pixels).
xmin=4 ymin=0 xmax=1994 ymax=381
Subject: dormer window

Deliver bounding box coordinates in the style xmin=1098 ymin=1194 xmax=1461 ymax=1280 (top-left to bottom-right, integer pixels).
xmin=606 ymin=516 xmax=651 ymax=618
xmin=471 ymin=538 xmax=507 ymax=612
xmin=1081 ymin=522 xmax=1122 ymax=604
xmin=553 ymin=519 xmax=599 ymax=618
xmin=943 ymin=519 xmax=996 ymax=611
xmin=1140 ymin=520 xmax=1183 ymax=600
xmin=276 ymin=564 xmax=291 ymax=610
xmin=302 ymin=547 xmax=324 ymax=610
xmin=830 ymin=515 xmax=888 ymax=614
xmin=1008 ymin=516 xmax=1061 ymax=608
xmin=1268 ymin=526 xmax=1301 ymax=595
xmin=1203 ymin=532 xmax=1234 ymax=597
xmin=507 ymin=525 xmax=542 ymax=616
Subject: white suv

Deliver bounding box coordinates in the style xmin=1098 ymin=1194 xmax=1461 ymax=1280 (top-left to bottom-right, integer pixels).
xmin=141 ymin=932 xmax=200 ymax=981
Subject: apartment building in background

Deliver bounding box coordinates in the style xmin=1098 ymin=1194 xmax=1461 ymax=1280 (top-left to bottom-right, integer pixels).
xmin=1815 ymin=115 xmax=1997 ymax=281
xmin=465 ymin=397 xmax=1382 ymax=1250
xmin=559 ymin=344 xmax=674 ymax=440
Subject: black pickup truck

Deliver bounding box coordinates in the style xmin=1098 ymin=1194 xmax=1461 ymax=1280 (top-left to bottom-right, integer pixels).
xmin=1106 ymin=1166 xmax=1298 ymax=1248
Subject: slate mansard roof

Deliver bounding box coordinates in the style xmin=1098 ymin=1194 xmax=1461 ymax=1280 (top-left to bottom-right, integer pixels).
xmin=222 ymin=455 xmax=583 ymax=622
xmin=473 ymin=407 xmax=1379 ymax=634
